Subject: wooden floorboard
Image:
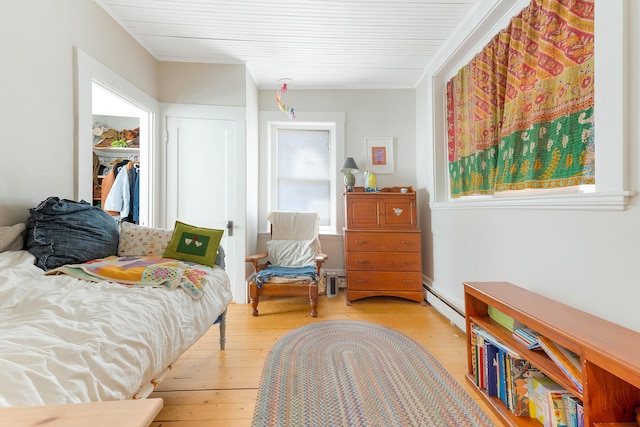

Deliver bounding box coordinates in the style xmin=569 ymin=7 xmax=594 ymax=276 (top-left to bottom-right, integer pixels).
xmin=149 ymin=291 xmax=505 ymax=426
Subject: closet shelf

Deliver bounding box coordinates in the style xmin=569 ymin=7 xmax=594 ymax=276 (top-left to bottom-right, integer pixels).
xmin=93 ymin=146 xmax=139 ymax=156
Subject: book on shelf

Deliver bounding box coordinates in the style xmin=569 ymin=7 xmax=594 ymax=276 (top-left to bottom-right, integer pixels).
xmin=486 ymin=342 xmax=499 ymax=397
xmin=497 ymin=347 xmax=508 ymax=406
xmin=549 ymin=391 xmax=569 ymax=427
xmin=535 ymin=336 xmax=583 ymax=393
xmin=562 ymin=394 xmax=582 ymax=427
xmin=508 ymin=357 xmax=545 ymax=417
xmin=505 ymin=353 xmax=514 ymax=411
xmin=477 ymin=334 xmax=485 ymax=389
xmin=513 ymin=326 xmax=541 ymax=350
xmin=529 ymin=376 xmax=571 ymax=427
xmin=488 ymin=306 xmax=515 ymax=331
xmin=472 ymin=324 xmax=521 ymax=358
xmin=575 ymin=401 xmax=584 ymax=427
xmin=470 ymin=324 xmax=478 ymax=384
xmin=471 ymin=324 xmax=488 ymax=389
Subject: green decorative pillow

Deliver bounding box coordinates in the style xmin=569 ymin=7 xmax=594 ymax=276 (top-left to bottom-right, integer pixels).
xmin=163 ymin=221 xmax=224 ymax=267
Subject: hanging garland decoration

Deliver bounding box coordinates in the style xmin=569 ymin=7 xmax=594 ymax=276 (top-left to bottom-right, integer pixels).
xmin=275 ymin=82 xmax=295 ymax=120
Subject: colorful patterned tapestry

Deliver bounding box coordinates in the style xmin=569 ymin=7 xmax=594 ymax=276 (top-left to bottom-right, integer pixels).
xmin=446 ymin=0 xmax=594 ymax=197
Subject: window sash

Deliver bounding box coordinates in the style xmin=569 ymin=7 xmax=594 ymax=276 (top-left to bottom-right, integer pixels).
xmin=268 ymin=122 xmax=338 ymax=233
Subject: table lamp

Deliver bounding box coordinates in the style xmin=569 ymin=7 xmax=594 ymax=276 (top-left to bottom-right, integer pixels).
xmin=341 ymin=157 xmax=359 ymax=190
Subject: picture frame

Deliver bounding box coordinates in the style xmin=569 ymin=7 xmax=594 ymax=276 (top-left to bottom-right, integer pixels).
xmin=364 ymin=137 xmax=394 ymax=174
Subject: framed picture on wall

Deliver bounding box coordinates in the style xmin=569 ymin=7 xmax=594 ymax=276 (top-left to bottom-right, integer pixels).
xmin=365 ymin=137 xmax=394 ymax=174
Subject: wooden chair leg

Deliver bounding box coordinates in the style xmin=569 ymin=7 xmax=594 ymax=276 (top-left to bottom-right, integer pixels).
xmin=249 ymin=282 xmax=260 ymax=316
xmin=309 ymin=283 xmax=318 ymax=317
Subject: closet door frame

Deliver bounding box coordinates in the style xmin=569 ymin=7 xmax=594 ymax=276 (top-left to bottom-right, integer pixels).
xmin=75 ymin=48 xmax=159 ymax=226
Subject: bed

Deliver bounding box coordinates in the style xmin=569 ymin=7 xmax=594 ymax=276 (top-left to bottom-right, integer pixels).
xmin=0 ymin=198 xmax=233 ymax=407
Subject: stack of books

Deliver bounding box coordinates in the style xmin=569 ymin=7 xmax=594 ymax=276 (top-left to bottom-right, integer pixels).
xmin=471 ymin=325 xmax=545 ymax=417
xmin=529 ymin=377 xmax=572 ymax=427
xmin=528 ymin=376 xmax=584 ymax=427
xmin=470 ymin=322 xmax=585 ymax=425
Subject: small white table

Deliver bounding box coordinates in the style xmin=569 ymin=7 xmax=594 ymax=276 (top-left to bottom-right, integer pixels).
xmin=0 ymin=398 xmax=163 ymax=427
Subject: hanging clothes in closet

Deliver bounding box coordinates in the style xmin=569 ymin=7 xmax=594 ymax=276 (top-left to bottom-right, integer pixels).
xmin=102 ymin=159 xmax=139 ymax=223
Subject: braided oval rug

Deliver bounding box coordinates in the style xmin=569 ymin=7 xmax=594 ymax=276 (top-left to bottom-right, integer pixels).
xmin=252 ymin=320 xmax=494 ymax=427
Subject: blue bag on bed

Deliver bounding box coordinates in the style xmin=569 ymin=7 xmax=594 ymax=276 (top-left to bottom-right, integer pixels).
xmin=26 ymin=196 xmax=119 ymax=270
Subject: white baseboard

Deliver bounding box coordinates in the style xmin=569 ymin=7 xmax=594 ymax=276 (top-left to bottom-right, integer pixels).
xmin=423 ymin=284 xmax=466 ymax=332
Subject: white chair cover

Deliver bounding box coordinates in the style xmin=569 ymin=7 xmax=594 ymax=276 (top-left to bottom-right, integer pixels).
xmin=267 ymin=211 xmax=321 ymax=252
xmin=267 ymin=211 xmax=319 ymax=240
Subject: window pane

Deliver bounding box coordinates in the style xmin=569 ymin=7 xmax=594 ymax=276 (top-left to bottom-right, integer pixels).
xmin=277 ymin=129 xmax=330 ymax=226
xmin=278 ymin=179 xmax=330 ymax=226
xmin=278 ymin=129 xmax=330 ymax=179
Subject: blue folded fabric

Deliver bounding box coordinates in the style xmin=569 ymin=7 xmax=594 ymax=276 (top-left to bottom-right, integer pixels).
xmin=254 ymin=265 xmax=317 ymax=288
xmin=26 ymin=197 xmax=119 ymax=270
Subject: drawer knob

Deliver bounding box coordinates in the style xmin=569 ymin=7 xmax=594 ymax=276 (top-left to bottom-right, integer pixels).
xmin=356 ymin=259 xmax=367 ymax=264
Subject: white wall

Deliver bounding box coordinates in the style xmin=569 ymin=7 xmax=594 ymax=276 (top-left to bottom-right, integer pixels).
xmin=245 ymin=70 xmax=260 ymax=280
xmin=417 ymin=0 xmax=640 ymax=332
xmin=0 ymin=0 xmax=157 ymax=225
xmin=256 ymin=89 xmax=416 ymax=271
xmin=259 ymin=89 xmax=416 ymax=190
xmin=157 ymin=62 xmax=247 ymax=107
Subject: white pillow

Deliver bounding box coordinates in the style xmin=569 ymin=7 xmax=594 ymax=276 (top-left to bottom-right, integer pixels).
xmin=118 ymin=222 xmax=174 ymax=256
xmin=0 ymin=223 xmax=25 ymax=252
xmin=267 ymin=239 xmax=318 ymax=268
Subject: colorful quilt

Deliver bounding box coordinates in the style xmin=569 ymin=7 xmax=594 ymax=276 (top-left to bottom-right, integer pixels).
xmin=446 ymin=0 xmax=594 ymax=197
xmin=48 ymin=256 xmax=209 ymax=299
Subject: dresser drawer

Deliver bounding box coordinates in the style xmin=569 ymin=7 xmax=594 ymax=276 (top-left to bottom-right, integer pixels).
xmin=344 ymin=232 xmax=420 ymax=252
xmin=346 ymin=252 xmax=421 ymax=271
xmin=347 ymin=271 xmax=422 ymax=292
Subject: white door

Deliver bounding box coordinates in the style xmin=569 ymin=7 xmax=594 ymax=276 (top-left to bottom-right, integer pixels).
xmin=164 ymin=104 xmax=246 ymax=303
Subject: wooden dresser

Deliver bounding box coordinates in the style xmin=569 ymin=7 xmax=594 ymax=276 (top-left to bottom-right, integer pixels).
xmin=343 ymin=187 xmax=425 ymax=305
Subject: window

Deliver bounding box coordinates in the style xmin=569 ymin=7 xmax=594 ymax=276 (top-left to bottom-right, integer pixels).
xmin=275 ymin=128 xmax=331 ymax=222
xmin=267 ymin=119 xmax=340 ymax=233
xmin=426 ymin=0 xmax=630 ymax=211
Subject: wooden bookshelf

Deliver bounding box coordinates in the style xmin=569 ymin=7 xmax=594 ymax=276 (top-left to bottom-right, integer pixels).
xmin=464 ymin=282 xmax=640 ymax=427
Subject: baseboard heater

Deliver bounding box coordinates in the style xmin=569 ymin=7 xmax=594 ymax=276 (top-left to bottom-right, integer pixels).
xmin=423 ymin=285 xmax=466 ymax=332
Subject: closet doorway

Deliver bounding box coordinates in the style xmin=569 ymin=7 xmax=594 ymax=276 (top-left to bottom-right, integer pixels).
xmin=76 ymin=49 xmax=158 ymax=226
xmin=92 ymin=82 xmax=148 ymax=224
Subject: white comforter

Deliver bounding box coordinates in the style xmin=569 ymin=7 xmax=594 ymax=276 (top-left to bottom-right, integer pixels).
xmin=0 ymin=250 xmax=233 ymax=407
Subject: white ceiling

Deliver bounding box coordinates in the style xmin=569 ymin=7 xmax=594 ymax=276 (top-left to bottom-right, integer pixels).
xmin=95 ymin=0 xmax=480 ymax=89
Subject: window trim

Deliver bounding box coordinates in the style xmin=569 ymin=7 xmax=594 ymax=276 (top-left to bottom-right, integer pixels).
xmin=426 ymin=0 xmax=633 ymax=211
xmin=268 ymin=122 xmax=337 ymax=233
xmin=259 ymin=111 xmax=345 ymax=235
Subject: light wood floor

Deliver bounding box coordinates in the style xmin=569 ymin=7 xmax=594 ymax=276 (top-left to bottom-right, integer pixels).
xmin=149 ymin=291 xmax=504 ymax=426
